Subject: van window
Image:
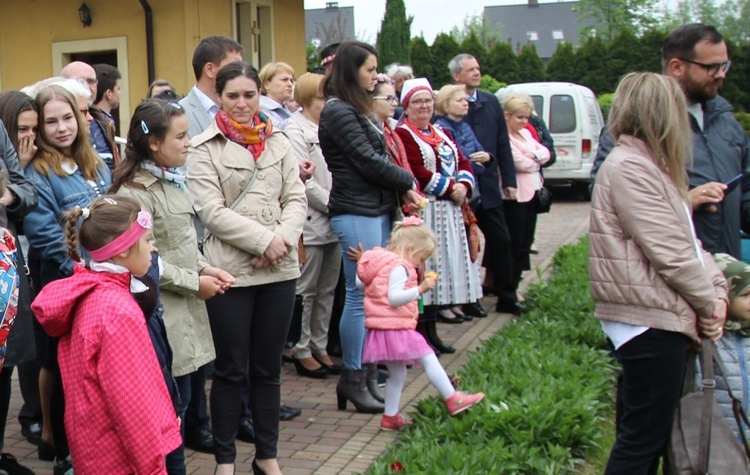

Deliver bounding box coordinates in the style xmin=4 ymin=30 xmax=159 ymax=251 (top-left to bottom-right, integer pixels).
xmin=531 ymin=95 xmax=544 ymax=117
xmin=549 ymin=95 xmax=576 ymax=133
xmin=584 ymin=96 xmax=604 ymax=127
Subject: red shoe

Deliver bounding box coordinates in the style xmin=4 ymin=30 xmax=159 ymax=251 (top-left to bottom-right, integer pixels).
xmin=445 ymin=391 xmax=485 ymax=415
xmin=380 ymin=413 xmax=413 ymax=431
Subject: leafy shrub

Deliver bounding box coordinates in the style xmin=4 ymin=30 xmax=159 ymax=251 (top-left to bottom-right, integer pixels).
xmin=368 ymin=238 xmax=616 ymax=474
xmin=479 ymin=75 xmax=505 ymax=95
xmin=736 ymin=112 xmax=750 ymax=136
xmin=597 ymin=94 xmax=615 ymax=122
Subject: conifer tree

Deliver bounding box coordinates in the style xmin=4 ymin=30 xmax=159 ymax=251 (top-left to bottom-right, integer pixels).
xmin=485 ymin=41 xmax=519 ymax=85
xmin=517 ymin=43 xmax=546 ymax=83
xmin=409 ymin=36 xmax=434 ymax=83
xmin=376 ymin=0 xmax=413 ymax=69
xmin=546 ymin=41 xmax=578 ymax=83
xmin=430 ymin=33 xmax=461 ymax=88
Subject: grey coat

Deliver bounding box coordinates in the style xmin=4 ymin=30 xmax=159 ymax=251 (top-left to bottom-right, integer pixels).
xmin=591 ymin=95 xmax=750 ymax=259
xmin=0 ymin=121 xmax=38 ymax=366
xmin=696 ymin=333 xmax=750 ymax=441
xmin=179 ymin=87 xmax=213 ymax=139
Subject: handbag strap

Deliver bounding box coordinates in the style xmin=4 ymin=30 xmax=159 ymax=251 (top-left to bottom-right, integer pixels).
xmin=203 ymin=167 xmax=259 ymax=242
xmin=697 ymin=339 xmax=716 ymax=474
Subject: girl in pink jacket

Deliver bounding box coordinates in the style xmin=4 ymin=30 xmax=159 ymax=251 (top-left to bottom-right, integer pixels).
xmin=32 ymin=196 xmax=181 ymax=474
xmin=356 ymin=216 xmax=484 ymax=430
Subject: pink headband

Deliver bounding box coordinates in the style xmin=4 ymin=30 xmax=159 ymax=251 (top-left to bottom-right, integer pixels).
xmin=89 ymin=209 xmax=153 ymax=262
xmin=402 ymin=86 xmax=432 ymax=108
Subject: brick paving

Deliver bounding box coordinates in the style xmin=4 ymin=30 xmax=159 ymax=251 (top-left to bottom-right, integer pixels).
xmin=3 ymin=195 xmax=590 ymax=475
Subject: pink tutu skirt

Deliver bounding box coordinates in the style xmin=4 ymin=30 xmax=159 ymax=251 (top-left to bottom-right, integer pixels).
xmin=362 ymin=329 xmax=434 ymax=364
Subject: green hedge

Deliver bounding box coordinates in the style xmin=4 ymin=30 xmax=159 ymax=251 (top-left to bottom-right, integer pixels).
xmin=367 ymin=238 xmax=616 ymax=474
xmin=736 ymin=112 xmax=750 ymax=136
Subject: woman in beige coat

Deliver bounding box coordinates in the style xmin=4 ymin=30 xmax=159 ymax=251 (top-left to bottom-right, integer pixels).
xmin=110 ymin=99 xmax=234 ymax=474
xmin=187 ymin=61 xmax=306 ymax=475
xmin=589 ymin=72 xmax=727 ymax=474
xmin=284 ymin=73 xmax=342 ymax=379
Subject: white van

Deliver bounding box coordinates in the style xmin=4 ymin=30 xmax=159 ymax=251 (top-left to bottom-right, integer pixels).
xmin=498 ymin=82 xmax=604 ymax=194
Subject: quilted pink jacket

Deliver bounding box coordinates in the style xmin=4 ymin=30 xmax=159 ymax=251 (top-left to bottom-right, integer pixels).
xmin=589 ymin=135 xmax=727 ymax=343
xmin=32 ymin=265 xmax=181 ymax=475
xmin=358 ymin=248 xmax=419 ymax=331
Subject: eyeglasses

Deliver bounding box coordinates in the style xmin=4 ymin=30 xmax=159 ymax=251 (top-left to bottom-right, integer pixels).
xmin=410 ymin=98 xmax=434 ymax=107
xmin=679 ymin=58 xmax=732 ymax=76
xmin=373 ymin=95 xmax=398 ymax=104
xmin=84 ymin=78 xmax=98 ymax=85
xmin=79 ymin=108 xmax=90 ymax=116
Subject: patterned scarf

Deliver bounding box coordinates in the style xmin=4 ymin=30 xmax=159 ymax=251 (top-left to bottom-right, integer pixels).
xmin=404 ymin=118 xmax=443 ymax=149
xmin=141 ymin=161 xmax=186 ymax=192
xmin=216 ymin=110 xmax=273 ymax=160
xmin=383 ymin=121 xmax=412 ymax=172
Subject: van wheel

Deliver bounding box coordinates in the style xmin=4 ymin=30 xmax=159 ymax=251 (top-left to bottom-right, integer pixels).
xmin=574 ymin=183 xmax=591 ymax=201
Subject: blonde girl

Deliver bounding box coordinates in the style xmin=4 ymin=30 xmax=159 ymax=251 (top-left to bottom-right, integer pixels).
xmin=356 ymin=216 xmax=484 ymax=430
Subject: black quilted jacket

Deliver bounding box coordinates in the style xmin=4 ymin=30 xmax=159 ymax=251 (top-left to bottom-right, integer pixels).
xmin=318 ymin=98 xmax=414 ymax=217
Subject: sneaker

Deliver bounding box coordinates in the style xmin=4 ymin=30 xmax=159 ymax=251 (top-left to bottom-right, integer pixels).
xmin=53 ymin=455 xmax=73 ymax=475
xmin=0 ymin=453 xmax=34 ymax=475
xmin=380 ymin=413 xmax=413 ymax=431
xmin=445 ymin=391 xmax=485 ymax=415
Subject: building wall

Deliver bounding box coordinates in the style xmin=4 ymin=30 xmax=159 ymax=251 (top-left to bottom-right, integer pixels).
xmin=0 ymin=0 xmax=305 ymax=114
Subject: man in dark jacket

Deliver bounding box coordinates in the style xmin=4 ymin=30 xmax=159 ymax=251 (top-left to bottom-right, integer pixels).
xmin=591 ymin=24 xmax=750 ymax=260
xmin=450 ymin=53 xmax=523 ymax=315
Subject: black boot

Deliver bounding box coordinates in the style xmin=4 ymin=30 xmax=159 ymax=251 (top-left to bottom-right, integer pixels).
xmin=425 ymin=320 xmax=456 ymax=354
xmin=365 ymin=363 xmax=385 ymax=403
xmin=336 ymin=368 xmax=384 ymax=413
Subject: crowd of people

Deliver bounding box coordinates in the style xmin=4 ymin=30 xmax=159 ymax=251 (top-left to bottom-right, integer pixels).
xmin=0 ymin=19 xmax=744 ymax=475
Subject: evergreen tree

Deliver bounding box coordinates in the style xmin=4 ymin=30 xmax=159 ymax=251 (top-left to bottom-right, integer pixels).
xmin=574 ymin=0 xmax=660 ymax=38
xmin=409 ymin=36 xmax=434 ymax=84
xmin=634 ymin=28 xmax=668 ymax=73
xmin=576 ymin=35 xmax=612 ymax=94
xmin=546 ymin=41 xmax=578 ymax=83
xmin=430 ymin=33 xmax=461 ymax=88
xmin=516 ymin=43 xmax=546 ymax=83
xmin=607 ymin=29 xmax=641 ymax=87
xmin=460 ymin=31 xmax=488 ymax=67
xmin=485 ymin=41 xmax=519 ymax=85
xmin=376 ymin=0 xmax=413 ymax=69
xmin=721 ymin=40 xmax=750 ymax=111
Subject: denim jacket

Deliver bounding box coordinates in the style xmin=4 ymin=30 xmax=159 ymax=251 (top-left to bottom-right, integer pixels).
xmin=23 ymin=160 xmax=110 ymax=287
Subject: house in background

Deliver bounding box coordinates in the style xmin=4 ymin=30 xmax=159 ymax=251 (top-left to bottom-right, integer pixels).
xmin=484 ymin=0 xmax=605 ymax=60
xmin=305 ymin=1 xmax=355 ymax=49
xmin=0 ymin=0 xmax=306 ymax=130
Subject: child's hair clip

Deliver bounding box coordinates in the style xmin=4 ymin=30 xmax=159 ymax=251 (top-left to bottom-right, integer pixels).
xmin=77 ymin=206 xmax=90 ymax=220
xmin=401 ymin=215 xmax=424 ymax=227
xmin=141 ymin=120 xmax=150 ymax=134
xmin=102 ymin=197 xmax=118 ymax=205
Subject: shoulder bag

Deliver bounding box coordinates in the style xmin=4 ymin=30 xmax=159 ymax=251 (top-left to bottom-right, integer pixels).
xmin=668 ymin=338 xmax=750 ymax=474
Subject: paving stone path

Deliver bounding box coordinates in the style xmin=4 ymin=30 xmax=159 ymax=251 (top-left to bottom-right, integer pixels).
xmin=4 ymin=196 xmax=590 ymax=475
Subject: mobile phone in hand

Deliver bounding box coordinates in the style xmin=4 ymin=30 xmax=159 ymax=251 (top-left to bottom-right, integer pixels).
xmin=725 ymin=173 xmax=744 ymax=194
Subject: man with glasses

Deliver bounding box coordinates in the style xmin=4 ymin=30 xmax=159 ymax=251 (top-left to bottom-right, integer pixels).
xmin=591 ymin=23 xmax=750 ymax=259
xmin=60 ymin=61 xmax=120 ymax=171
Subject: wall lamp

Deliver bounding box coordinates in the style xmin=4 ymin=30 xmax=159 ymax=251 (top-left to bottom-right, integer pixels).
xmin=78 ymin=2 xmax=93 ymax=27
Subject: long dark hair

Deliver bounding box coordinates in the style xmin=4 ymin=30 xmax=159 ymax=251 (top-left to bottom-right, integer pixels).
xmin=0 ymin=91 xmax=37 ymax=153
xmin=110 ymin=99 xmax=185 ymax=193
xmin=322 ymin=41 xmax=377 ymax=115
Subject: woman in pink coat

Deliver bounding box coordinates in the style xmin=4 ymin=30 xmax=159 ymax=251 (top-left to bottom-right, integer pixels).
xmin=502 ymin=93 xmax=550 ymax=288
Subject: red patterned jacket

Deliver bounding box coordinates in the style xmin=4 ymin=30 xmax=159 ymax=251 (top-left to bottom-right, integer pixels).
xmin=32 ymin=265 xmax=181 ymax=475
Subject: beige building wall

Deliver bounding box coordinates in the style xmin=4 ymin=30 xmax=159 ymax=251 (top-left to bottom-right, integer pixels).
xmin=0 ymin=0 xmax=305 ymax=114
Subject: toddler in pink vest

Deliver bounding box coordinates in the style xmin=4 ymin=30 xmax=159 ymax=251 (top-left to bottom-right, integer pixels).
xmin=356 ymin=216 xmax=484 ymax=430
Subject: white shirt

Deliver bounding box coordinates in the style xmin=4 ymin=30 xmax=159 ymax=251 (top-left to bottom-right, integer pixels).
xmin=688 ymin=102 xmax=704 ymax=131
xmin=192 ymin=86 xmax=219 ymax=120
xmin=89 ymin=260 xmax=149 ymax=293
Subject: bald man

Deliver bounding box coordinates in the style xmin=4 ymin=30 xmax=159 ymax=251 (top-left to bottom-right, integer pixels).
xmin=60 ymin=61 xmax=119 ymax=171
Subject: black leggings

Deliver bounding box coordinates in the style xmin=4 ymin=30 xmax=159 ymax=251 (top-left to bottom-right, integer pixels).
xmin=206 ymin=280 xmax=296 ymax=463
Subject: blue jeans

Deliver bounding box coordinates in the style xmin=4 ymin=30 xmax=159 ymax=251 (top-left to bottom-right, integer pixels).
xmin=330 ymin=213 xmax=391 ymax=370
xmin=166 ymin=372 xmax=194 ymax=475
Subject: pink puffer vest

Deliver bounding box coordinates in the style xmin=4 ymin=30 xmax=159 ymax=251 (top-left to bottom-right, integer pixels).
xmin=357 ymin=248 xmax=419 ymax=331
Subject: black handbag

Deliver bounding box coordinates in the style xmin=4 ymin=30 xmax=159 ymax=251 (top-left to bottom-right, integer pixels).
xmin=537 ymin=187 xmax=552 ymax=214
xmin=668 ymin=339 xmax=750 ymax=474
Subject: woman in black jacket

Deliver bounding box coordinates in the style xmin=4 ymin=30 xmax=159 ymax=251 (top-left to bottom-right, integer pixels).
xmin=318 ymin=41 xmax=419 ymax=414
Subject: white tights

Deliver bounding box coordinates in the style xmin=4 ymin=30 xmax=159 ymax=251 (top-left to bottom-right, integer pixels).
xmin=383 ymin=353 xmax=455 ymax=416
